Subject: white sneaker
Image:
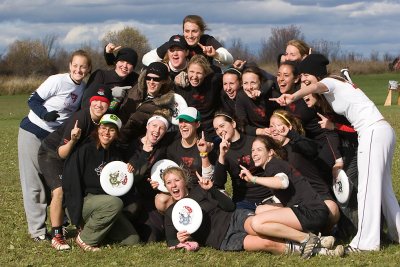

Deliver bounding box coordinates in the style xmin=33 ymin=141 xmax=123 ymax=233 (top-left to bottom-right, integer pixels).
xmin=319 ymin=235 xmax=335 ymax=249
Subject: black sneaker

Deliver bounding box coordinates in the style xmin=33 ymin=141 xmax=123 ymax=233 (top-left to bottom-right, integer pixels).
xmin=32 ymin=233 xmax=51 ymax=242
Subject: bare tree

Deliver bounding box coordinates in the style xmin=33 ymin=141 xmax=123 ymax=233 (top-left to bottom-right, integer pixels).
xmin=228 ymin=38 xmax=257 ymax=62
xmin=42 ymin=34 xmax=59 ymax=59
xmin=3 ymin=39 xmax=57 ymax=76
xmin=369 ymin=50 xmax=380 ymax=61
xmin=259 ymin=25 xmax=304 ymax=64
xmin=311 ymin=39 xmax=341 ymax=60
xmin=102 ymin=26 xmax=151 ymax=70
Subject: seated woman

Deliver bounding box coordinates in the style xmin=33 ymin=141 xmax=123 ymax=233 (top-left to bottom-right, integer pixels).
xmin=269 ymin=109 xmax=340 ymax=231
xmin=240 ymin=136 xmax=344 ymax=258
xmin=63 ymin=114 xmax=139 ymax=251
xmin=152 ymin=107 xmax=216 ymax=213
xmin=123 ymin=112 xmax=172 ymax=242
xmin=212 ymin=112 xmax=274 ymax=211
xmin=163 ymin=166 xmax=343 ymax=258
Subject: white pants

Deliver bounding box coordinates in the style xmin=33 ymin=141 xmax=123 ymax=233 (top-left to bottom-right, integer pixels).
xmin=350 ymin=120 xmax=400 ymax=250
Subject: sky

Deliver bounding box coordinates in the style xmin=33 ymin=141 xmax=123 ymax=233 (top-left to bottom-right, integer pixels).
xmin=1 ymin=0 xmax=400 ymax=59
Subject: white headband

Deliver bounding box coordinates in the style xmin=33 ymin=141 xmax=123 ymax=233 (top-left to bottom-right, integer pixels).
xmin=147 ymin=115 xmax=169 ymax=129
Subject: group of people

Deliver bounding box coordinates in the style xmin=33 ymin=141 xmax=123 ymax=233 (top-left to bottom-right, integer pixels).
xmin=18 ymin=14 xmax=399 ymax=258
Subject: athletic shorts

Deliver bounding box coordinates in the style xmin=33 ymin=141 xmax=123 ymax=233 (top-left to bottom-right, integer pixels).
xmin=38 ymin=144 xmax=64 ymax=191
xmin=219 ymin=209 xmax=255 ymax=251
xmin=291 ymin=202 xmax=329 ymax=233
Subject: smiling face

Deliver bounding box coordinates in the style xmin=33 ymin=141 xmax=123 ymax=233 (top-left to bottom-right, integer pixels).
xmin=213 ymin=115 xmax=238 ymax=141
xmin=251 ymin=139 xmax=273 ymax=168
xmin=242 ymin=72 xmax=261 ymax=99
xmin=187 ymin=63 xmax=205 ymax=87
xmin=145 ymin=74 xmax=164 ymax=96
xmin=223 ymin=73 xmax=240 ymax=100
xmin=69 ymin=55 xmax=91 ymax=83
xmin=303 ymin=93 xmax=319 ymax=108
xmin=90 ymin=100 xmax=109 ymax=121
xmin=164 ymin=171 xmax=188 ymax=201
xmin=168 ymin=46 xmax=188 ymax=69
xmin=179 ymin=119 xmax=199 ymax=141
xmin=300 ymin=73 xmax=319 ymax=87
xmin=285 ymin=44 xmax=304 ymax=62
xmin=277 ymin=64 xmax=299 ymax=94
xmin=269 ymin=116 xmax=289 ymax=144
xmin=145 ymin=119 xmax=167 ymax=145
xmin=98 ymin=124 xmax=118 ymax=148
xmin=183 ymin=22 xmax=202 ymax=47
xmin=115 ymin=60 xmax=134 ymax=78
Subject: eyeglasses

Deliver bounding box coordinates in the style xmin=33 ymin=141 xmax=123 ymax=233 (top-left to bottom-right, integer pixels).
xmin=145 ymin=76 xmax=162 ymax=82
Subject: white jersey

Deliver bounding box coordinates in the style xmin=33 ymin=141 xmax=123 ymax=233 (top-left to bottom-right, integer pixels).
xmin=320 ymin=77 xmax=383 ymax=133
xmin=28 ymin=73 xmax=86 ymax=132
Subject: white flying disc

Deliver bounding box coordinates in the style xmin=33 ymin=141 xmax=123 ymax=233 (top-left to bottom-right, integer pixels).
xmin=100 ymin=161 xmax=134 ymax=196
xmin=171 ymin=93 xmax=188 ymax=125
xmin=150 ymin=159 xmax=179 ymax=193
xmin=172 ymin=198 xmax=203 ymax=234
xmin=333 ymin=170 xmax=350 ymax=204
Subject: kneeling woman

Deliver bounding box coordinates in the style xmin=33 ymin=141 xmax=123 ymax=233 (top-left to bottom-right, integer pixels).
xmin=63 ymin=114 xmax=139 ymax=251
xmin=240 ymin=136 xmax=344 ymax=258
xmin=163 ymin=166 xmax=342 ymax=258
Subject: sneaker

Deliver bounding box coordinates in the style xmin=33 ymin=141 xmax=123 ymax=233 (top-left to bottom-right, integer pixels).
xmin=319 ymin=235 xmax=335 ymax=249
xmin=325 ymin=245 xmax=345 ymax=257
xmin=32 ymin=233 xmax=51 ymax=242
xmin=300 ymin=233 xmax=320 ymax=259
xmin=76 ymin=234 xmax=100 ymax=252
xmin=51 ymin=234 xmax=71 ymax=251
xmin=344 ymin=245 xmax=362 ymax=255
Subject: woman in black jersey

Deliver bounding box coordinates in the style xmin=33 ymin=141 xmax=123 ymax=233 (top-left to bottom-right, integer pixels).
xmin=220 ymin=67 xmax=242 ymax=115
xmin=240 ymin=136 xmax=344 ymax=259
xmin=277 ymin=61 xmax=341 ymax=184
xmin=212 ymin=112 xmax=273 ymax=210
xmin=269 ymin=109 xmax=340 ymax=230
xmin=81 ymin=47 xmax=139 ymax=110
xmin=122 ymin=113 xmax=172 ymax=242
xmin=174 ymin=55 xmax=222 ymax=142
xmin=235 ymin=66 xmax=277 ymax=136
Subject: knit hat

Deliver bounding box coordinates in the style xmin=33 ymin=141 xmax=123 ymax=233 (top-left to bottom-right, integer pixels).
xmin=115 ymin=48 xmax=138 ymax=66
xmin=89 ymin=84 xmax=113 ymax=105
xmin=176 ymin=107 xmax=201 ymax=122
xmin=147 ymin=62 xmax=169 ymax=81
xmin=298 ymin=54 xmax=329 ymax=78
xmin=166 ymin=35 xmax=188 ymax=50
xmin=99 ymin=114 xmax=122 ymax=130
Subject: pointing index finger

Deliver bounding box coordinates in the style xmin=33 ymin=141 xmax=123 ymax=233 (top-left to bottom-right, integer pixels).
xmin=74 ymin=120 xmax=79 ymax=129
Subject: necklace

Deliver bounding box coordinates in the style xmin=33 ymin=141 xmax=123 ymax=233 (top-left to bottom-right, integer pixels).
xmin=91 ymin=118 xmax=100 ymax=125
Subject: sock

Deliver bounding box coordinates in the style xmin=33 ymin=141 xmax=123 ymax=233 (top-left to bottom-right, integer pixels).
xmin=284 ymin=240 xmax=301 ymax=255
xmin=51 ymin=226 xmax=63 ymax=237
xmin=300 ymin=233 xmax=310 ymax=244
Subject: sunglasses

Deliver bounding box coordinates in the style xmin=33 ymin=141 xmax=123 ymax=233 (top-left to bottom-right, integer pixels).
xmin=145 ymin=76 xmax=162 ymax=82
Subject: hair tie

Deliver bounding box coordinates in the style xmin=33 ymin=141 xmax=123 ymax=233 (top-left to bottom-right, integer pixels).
xmin=273 ymin=112 xmax=292 ymax=127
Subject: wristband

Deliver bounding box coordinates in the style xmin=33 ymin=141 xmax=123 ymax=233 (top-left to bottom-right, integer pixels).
xmin=199 ymin=152 xmax=208 ymax=158
xmin=251 ymin=176 xmax=258 ymax=184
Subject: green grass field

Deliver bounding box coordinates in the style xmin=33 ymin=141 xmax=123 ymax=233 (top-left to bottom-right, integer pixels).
xmin=1 ymin=73 xmax=400 ymax=266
